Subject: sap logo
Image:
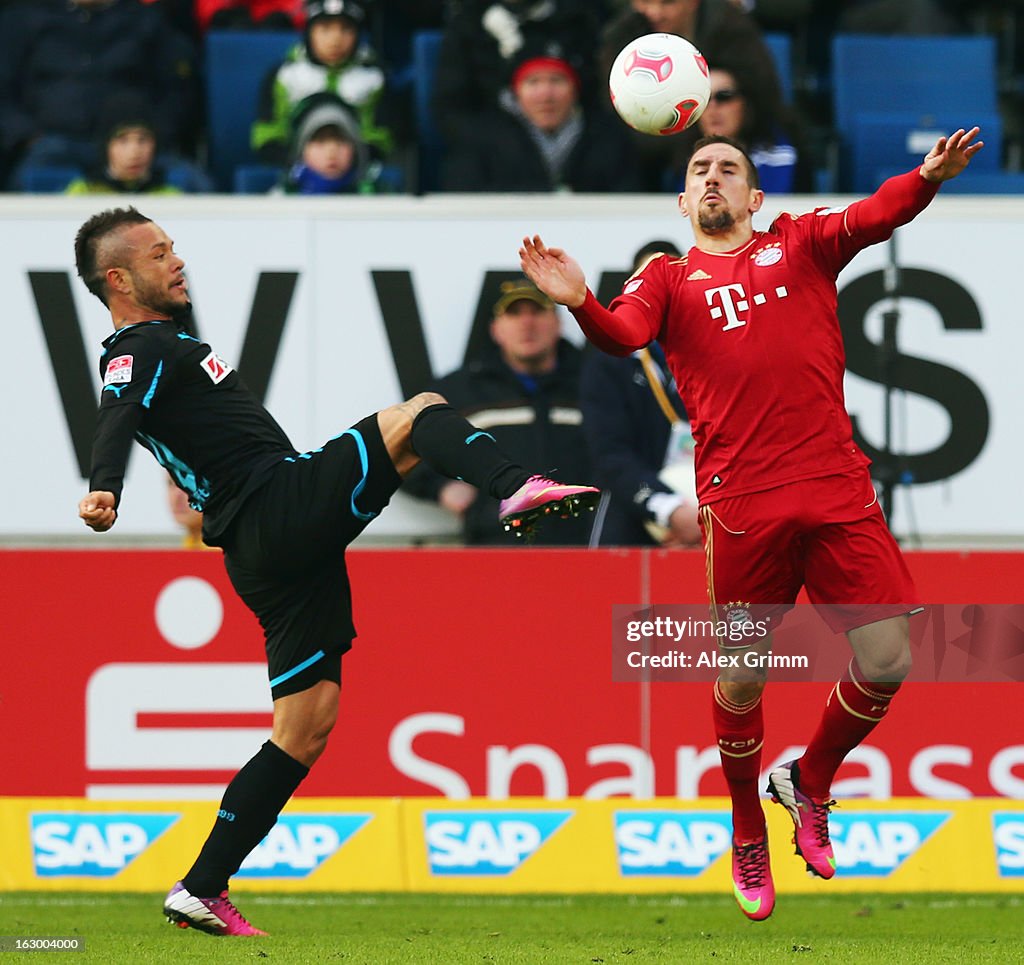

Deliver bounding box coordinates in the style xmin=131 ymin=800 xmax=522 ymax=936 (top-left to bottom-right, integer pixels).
xmin=424 ymin=810 xmax=571 ymax=876
xmin=992 ymin=813 xmax=1024 ymax=877
xmin=614 ymin=812 xmax=732 ymax=877
xmin=31 ymin=813 xmax=178 ymax=878
xmin=830 ymin=812 xmax=949 ymax=877
xmin=237 ymin=814 xmax=371 ymax=879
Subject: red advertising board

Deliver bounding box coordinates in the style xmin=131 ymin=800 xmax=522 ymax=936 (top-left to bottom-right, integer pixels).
xmin=2 ymin=549 xmax=1021 ymax=799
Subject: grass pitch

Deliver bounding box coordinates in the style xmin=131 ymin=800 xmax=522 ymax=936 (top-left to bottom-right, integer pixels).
xmin=0 ymin=892 xmax=1020 ymax=964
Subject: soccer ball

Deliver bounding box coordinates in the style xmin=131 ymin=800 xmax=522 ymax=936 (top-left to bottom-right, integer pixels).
xmin=609 ymin=33 xmax=710 ymax=136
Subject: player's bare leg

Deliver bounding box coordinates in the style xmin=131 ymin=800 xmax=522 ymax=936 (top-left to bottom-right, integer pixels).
xmin=379 ymin=392 xmax=598 ymax=538
xmin=769 ymin=615 xmax=910 ymax=879
xmin=716 ymin=636 xmax=774 ymax=920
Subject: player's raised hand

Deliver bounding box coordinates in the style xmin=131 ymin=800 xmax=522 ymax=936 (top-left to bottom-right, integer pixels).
xmin=79 ymin=490 xmax=117 ymax=532
xmin=920 ymin=127 xmax=983 ymax=183
xmin=519 ymin=235 xmax=587 ymax=309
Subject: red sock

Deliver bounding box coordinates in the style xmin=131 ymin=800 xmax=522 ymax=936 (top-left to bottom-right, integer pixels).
xmin=712 ymin=681 xmax=765 ymax=843
xmin=799 ymin=659 xmax=901 ymax=800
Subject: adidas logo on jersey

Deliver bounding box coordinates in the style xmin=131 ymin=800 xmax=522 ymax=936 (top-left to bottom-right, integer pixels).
xmin=687 ymin=269 xmax=712 ymax=281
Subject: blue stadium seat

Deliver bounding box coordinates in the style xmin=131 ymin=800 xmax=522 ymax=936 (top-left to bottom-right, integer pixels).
xmin=852 ymin=110 xmax=1002 ymax=194
xmin=233 ymin=164 xmax=281 ymax=194
xmin=763 ymin=32 xmax=792 ymax=103
xmin=412 ymin=29 xmax=444 ymax=193
xmin=831 ymin=35 xmax=999 ymax=192
xmin=205 ymin=30 xmax=299 ymax=192
xmin=20 ymin=165 xmax=80 ymax=193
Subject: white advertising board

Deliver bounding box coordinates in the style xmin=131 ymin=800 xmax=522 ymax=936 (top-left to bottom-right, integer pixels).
xmin=0 ymin=193 xmax=1019 ymax=540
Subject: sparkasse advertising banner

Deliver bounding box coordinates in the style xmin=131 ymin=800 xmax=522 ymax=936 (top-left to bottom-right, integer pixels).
xmin=2 ymin=549 xmax=1022 ymax=802
xmin=0 ymin=194 xmax=1020 ymax=539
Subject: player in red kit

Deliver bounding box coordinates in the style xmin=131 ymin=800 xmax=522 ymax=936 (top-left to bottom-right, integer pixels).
xmin=519 ymin=127 xmax=983 ymax=920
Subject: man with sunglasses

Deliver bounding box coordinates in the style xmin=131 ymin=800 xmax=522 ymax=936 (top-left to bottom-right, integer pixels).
xmin=519 ymin=127 xmax=982 ymax=920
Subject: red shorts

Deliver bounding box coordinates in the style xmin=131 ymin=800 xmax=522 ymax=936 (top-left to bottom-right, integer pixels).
xmin=698 ymin=469 xmax=920 ymax=633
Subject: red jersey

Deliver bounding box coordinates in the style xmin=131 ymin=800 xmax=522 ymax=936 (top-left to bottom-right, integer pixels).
xmin=570 ymin=169 xmax=940 ymax=504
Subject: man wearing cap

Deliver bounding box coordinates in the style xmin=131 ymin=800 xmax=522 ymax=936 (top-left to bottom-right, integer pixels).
xmin=251 ymin=0 xmax=395 ymax=166
xmin=443 ymin=40 xmax=642 ymax=192
xmin=405 ymin=278 xmax=594 ymax=545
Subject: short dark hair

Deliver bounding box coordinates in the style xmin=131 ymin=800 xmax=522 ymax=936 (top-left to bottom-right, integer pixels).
xmin=688 ymin=135 xmax=760 ymax=189
xmin=74 ymin=207 xmax=151 ymax=306
xmin=632 ymin=239 xmax=682 ymax=273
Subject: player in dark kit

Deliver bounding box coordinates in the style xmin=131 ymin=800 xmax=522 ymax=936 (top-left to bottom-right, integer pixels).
xmin=74 ymin=207 xmax=598 ymax=936
xmin=519 ymin=128 xmax=982 ymax=920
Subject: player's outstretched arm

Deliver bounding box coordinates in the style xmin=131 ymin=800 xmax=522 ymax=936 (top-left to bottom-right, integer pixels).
xmin=519 ymin=235 xmax=587 ymax=309
xmin=79 ymin=491 xmax=117 ymax=532
xmin=920 ymin=127 xmax=983 ymax=183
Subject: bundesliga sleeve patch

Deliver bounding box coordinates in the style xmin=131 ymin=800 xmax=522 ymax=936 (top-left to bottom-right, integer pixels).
xmin=103 ymin=354 xmax=134 ymax=385
xmin=200 ymin=350 xmax=233 ymax=384
xmin=623 ymin=278 xmax=644 ymax=295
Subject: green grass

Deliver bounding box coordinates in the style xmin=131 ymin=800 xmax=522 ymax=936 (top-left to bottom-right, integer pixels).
xmin=1 ymin=893 xmax=1021 ymax=964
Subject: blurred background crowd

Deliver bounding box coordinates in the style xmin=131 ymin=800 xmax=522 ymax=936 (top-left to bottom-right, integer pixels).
xmin=0 ymin=0 xmax=1021 ymax=198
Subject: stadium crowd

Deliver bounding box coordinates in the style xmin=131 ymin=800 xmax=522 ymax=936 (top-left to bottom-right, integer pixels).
xmin=0 ymin=0 xmax=1017 ymax=195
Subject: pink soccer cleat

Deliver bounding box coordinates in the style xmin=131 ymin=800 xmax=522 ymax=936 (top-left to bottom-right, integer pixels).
xmin=498 ymin=475 xmax=600 ymax=538
xmin=767 ymin=759 xmax=838 ymax=879
xmin=163 ymin=881 xmax=267 ymax=936
xmin=731 ymin=836 xmax=775 ymax=921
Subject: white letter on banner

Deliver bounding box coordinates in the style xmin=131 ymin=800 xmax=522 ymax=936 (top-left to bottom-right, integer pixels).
xmin=388 ymin=713 xmax=471 ymax=798
xmin=486 ymin=745 xmax=568 ymax=799
xmin=583 ymin=744 xmax=654 ymax=798
xmin=87 ymin=664 xmax=270 ymax=771
xmin=674 ymin=746 xmax=722 ymax=798
xmin=909 ymin=745 xmax=972 ymax=798
xmin=990 ymin=746 xmax=1024 ymax=798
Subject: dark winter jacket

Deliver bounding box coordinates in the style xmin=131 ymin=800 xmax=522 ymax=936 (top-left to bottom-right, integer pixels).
xmin=442 ymin=106 xmax=643 ymax=193
xmin=0 ymin=0 xmax=199 ymax=160
xmin=433 ymin=0 xmax=603 ymax=142
xmin=404 ymin=339 xmax=594 ymax=546
xmin=579 ymin=345 xmax=689 ymax=547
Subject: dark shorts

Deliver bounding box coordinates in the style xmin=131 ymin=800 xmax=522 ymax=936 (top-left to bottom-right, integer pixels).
xmin=699 ymin=469 xmax=920 ymax=634
xmin=222 ymin=414 xmax=403 ymax=699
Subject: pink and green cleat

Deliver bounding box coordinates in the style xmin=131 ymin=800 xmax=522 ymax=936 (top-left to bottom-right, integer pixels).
xmin=163 ymin=881 xmax=267 ymax=936
xmin=499 ymin=475 xmax=600 ymax=538
xmin=731 ymin=837 xmax=775 ymax=921
xmin=767 ymin=759 xmax=838 ymax=879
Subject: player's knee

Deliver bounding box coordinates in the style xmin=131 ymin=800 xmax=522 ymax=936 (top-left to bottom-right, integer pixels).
xmin=404 ymin=391 xmax=447 ymax=418
xmin=859 ymin=649 xmax=912 ymax=685
xmin=717 ymin=676 xmax=766 ymax=706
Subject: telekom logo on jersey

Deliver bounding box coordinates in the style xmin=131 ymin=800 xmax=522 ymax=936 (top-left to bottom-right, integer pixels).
xmin=705 ymin=283 xmax=790 ymax=332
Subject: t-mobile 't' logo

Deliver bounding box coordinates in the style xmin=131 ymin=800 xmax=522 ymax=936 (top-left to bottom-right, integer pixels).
xmin=705 ymin=283 xmax=789 ymax=332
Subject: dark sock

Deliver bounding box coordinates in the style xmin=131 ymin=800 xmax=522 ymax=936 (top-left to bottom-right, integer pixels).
xmin=182 ymin=741 xmax=309 ymax=896
xmin=411 ymin=403 xmax=530 ymax=499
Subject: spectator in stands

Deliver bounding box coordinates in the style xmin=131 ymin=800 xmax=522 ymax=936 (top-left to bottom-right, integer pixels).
xmin=272 ymin=93 xmax=383 ymax=193
xmin=725 ymin=0 xmax=813 ymax=32
xmin=251 ymin=0 xmax=397 ymax=166
xmin=671 ymin=61 xmax=811 ymax=193
xmin=581 ymin=240 xmax=701 ymax=547
xmin=404 ymin=278 xmax=594 ymax=545
xmin=433 ymin=0 xmax=606 ymax=144
xmin=442 ymin=42 xmax=643 ymax=192
xmin=836 ymin=0 xmax=967 ymax=33
xmin=65 ymin=94 xmax=184 ymax=196
xmin=196 ymin=0 xmax=304 ymax=32
xmin=600 ymin=0 xmax=786 ymax=190
xmin=0 ymin=0 xmax=205 ymax=191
